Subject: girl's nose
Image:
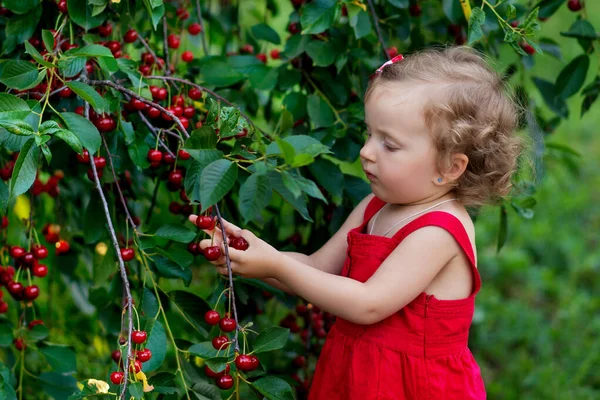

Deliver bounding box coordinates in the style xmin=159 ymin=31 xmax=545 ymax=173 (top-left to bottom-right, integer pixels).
xmin=359 ymin=141 xmax=375 ymax=163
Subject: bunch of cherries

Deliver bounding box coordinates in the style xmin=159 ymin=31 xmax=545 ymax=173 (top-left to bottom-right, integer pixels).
xmin=109 ymin=329 xmax=152 ymax=385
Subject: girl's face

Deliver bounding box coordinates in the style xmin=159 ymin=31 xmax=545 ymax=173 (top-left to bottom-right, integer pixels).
xmin=361 ymin=81 xmax=441 ymax=205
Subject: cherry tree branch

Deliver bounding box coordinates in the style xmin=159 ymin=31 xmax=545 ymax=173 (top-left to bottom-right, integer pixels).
xmin=134 ymin=29 xmax=161 ymax=69
xmin=137 ymin=111 xmax=179 ymax=158
xmin=86 ymin=79 xmax=190 ymax=138
xmin=85 ymin=103 xmax=133 ymax=400
xmin=194 ymin=0 xmax=209 ymax=55
xmin=147 ymin=75 xmax=272 ymax=140
xmin=214 ymin=204 xmax=240 ymax=353
xmin=366 ymin=0 xmax=389 ymax=60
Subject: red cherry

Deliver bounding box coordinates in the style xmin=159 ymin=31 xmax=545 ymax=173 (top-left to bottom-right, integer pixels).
xmin=14 ymin=338 xmax=26 ymax=351
xmin=146 ymin=106 xmax=161 ymax=119
xmin=33 ymin=245 xmax=48 ymax=259
xmin=110 ymin=371 xmax=124 ymax=384
xmin=77 ymin=149 xmax=90 ymax=163
xmin=187 ymin=242 xmax=199 ymax=255
xmin=55 ymin=238 xmax=70 ymax=253
xmin=168 ymin=170 xmax=183 ymax=186
xmin=172 ymin=106 xmax=184 ymax=117
xmin=409 ymin=4 xmax=422 ymax=17
xmin=7 ymin=281 xmax=23 ymax=297
xmin=124 ymin=29 xmax=138 ymax=43
xmin=130 ymin=359 xmax=142 ymax=373
xmin=0 ymin=302 xmax=7 ymax=314
xmin=171 ymin=95 xmax=185 ymax=107
xmin=57 ymin=0 xmax=67 ymax=13
xmin=288 ymin=22 xmax=300 ymax=35
xmin=203 ymin=246 xmax=221 ymax=261
xmin=183 ymin=106 xmax=195 ymax=118
xmin=520 ymin=42 xmax=535 ymax=55
xmin=176 ymin=7 xmax=190 ymax=20
xmin=24 ymin=285 xmax=40 ymax=301
xmin=130 ymin=98 xmax=146 ymax=111
xmin=178 ymin=149 xmax=191 ymax=160
xmin=568 ymin=0 xmax=582 ymax=11
xmin=147 ymin=149 xmax=163 ymax=163
xmin=169 ymin=202 xmax=181 ymax=214
xmin=111 ymin=349 xmax=121 ymax=363
xmin=96 ymin=117 xmax=116 ymax=132
xmin=1 ymin=216 xmax=8 ymax=228
xmin=156 ymin=88 xmax=167 ymax=101
xmin=98 ymin=22 xmax=112 ymax=37
xmin=21 ymin=252 xmax=35 ymax=265
xmin=229 ymin=237 xmax=249 ymax=251
xmin=216 ymin=375 xmax=234 ymax=390
xmin=212 ymin=335 xmax=229 ymax=350
xmin=10 ymin=246 xmax=25 ymax=259
xmin=240 ymin=44 xmax=254 ymax=54
xmin=167 ymin=34 xmax=180 ymax=49
xmin=106 ymin=41 xmax=121 ymax=53
xmin=204 ymin=364 xmax=230 ymax=378
xmin=182 ymin=51 xmax=194 ymax=63
xmin=256 ymin=53 xmax=267 ymax=64
xmin=32 ymin=264 xmax=48 ymax=277
xmin=136 ymin=348 xmax=152 ymax=362
xmin=120 ymin=248 xmax=135 ymax=262
xmin=59 ymin=87 xmax=73 ymax=98
xmin=235 ymin=354 xmax=257 ymax=371
xmin=195 ymin=216 xmax=215 ymax=230
xmin=270 ymin=49 xmax=280 ymax=59
xmin=292 ymin=355 xmax=306 ymax=368
xmin=132 ymin=330 xmax=147 ymax=344
xmin=28 ymin=320 xmax=44 ymax=329
xmin=219 ymin=317 xmax=236 ymax=332
xmin=188 ymin=23 xmax=202 ymax=35
xmin=163 ymin=153 xmax=176 ymax=165
xmin=204 ymin=310 xmax=221 ymax=325
xmin=387 ymin=46 xmax=399 ymax=59
xmin=188 ymin=87 xmax=202 ymax=100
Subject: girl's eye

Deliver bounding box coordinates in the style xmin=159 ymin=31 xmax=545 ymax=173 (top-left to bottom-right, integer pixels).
xmin=384 ymin=143 xmax=397 ymax=151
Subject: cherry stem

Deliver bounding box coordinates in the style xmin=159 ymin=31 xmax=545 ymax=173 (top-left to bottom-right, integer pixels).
xmin=85 ymin=79 xmax=189 ymax=138
xmin=85 ymin=102 xmax=134 ymax=400
xmin=146 ymin=75 xmax=272 ymax=140
xmin=137 ymin=111 xmax=179 ymax=158
xmin=213 ymin=204 xmax=240 ymax=353
xmin=194 ymin=0 xmax=209 ymax=55
xmin=366 ymin=0 xmax=389 ymax=61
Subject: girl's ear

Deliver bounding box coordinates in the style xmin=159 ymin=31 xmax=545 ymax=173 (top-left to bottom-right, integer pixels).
xmin=438 ymin=153 xmax=468 ymax=184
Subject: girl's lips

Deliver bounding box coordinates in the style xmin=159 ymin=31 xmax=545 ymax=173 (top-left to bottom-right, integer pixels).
xmin=365 ymin=172 xmax=376 ymax=180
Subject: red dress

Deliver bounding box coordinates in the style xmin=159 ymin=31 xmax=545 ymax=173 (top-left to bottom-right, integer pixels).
xmin=308 ymin=196 xmax=486 ymax=400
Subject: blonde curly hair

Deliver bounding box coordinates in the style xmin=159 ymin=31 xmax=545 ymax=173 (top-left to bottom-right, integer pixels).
xmin=365 ymin=46 xmax=524 ymax=207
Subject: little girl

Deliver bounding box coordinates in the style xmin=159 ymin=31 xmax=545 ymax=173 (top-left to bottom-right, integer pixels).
xmin=190 ymin=46 xmax=522 ymax=399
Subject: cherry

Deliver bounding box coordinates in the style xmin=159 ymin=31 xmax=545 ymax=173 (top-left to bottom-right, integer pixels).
xmin=77 ymin=149 xmax=90 ymax=163
xmin=219 ymin=317 xmax=236 ymax=332
xmin=120 ymin=248 xmax=135 ymax=262
xmin=188 ymin=87 xmax=202 ymax=100
xmin=59 ymin=87 xmax=73 ymax=98
xmin=106 ymin=41 xmax=121 ymax=53
xmin=195 ymin=216 xmax=215 ymax=230
xmin=33 ymin=245 xmax=48 ymax=259
xmin=147 ymin=149 xmax=163 ymax=163
xmin=87 ymin=169 xmax=102 ymax=181
xmin=132 ymin=330 xmax=147 ymax=344
xmin=167 ymin=34 xmax=180 ymax=49
xmin=216 ymin=375 xmax=234 ymax=390
xmin=98 ymin=22 xmax=112 ymax=38
xmin=14 ymin=338 xmax=26 ymax=351
xmin=163 ymin=153 xmax=176 ymax=165
xmin=111 ymin=349 xmax=121 ymax=363
xmin=124 ymin=29 xmax=138 ymax=43
xmin=130 ymin=98 xmax=146 ymax=111
xmin=568 ymin=0 xmax=582 ymax=11
xmin=136 ymin=348 xmax=152 ymax=362
xmin=292 ymin=355 xmax=306 ymax=368
xmin=409 ymin=4 xmax=422 ymax=17
xmin=520 ymin=42 xmax=535 ymax=55
xmin=168 ymin=170 xmax=183 ymax=186
xmin=176 ymin=7 xmax=190 ymax=20
xmin=249 ymin=355 xmax=260 ymax=370
xmin=156 ymin=87 xmax=167 ymax=101
xmin=146 ymin=106 xmax=161 ymax=119
xmin=28 ymin=320 xmax=44 ymax=329
xmin=240 ymin=44 xmax=254 ymax=54
xmin=7 ymin=281 xmax=23 ymax=298
xmin=172 ymin=106 xmax=184 ymax=117
xmin=204 ymin=310 xmax=220 ymax=325
xmin=96 ymin=117 xmax=116 ymax=132
xmin=21 ymin=252 xmax=35 ymax=265
xmin=387 ymin=46 xmax=399 ymax=58
xmin=229 ymin=237 xmax=249 ymax=251
xmin=212 ymin=335 xmax=229 ymax=350
xmin=33 ymin=264 xmax=48 ymax=277
xmin=183 ymin=106 xmax=195 ymax=118
xmin=203 ymin=246 xmax=221 ymax=261
xmin=187 ymin=242 xmax=199 ymax=255
xmin=24 ymin=285 xmax=40 ymax=301
xmin=169 ymin=202 xmax=181 ymax=214
xmin=256 ymin=53 xmax=267 ymax=64
xmin=235 ymin=354 xmax=257 ymax=371
xmin=177 ymin=149 xmax=191 ymax=161
xmin=204 ymin=364 xmax=230 ymax=378
xmin=270 ymin=49 xmax=280 ymax=59
xmin=10 ymin=246 xmax=25 ymax=259
xmin=57 ymin=0 xmax=67 ymax=13
xmin=94 ymin=156 xmax=107 ymax=169
xmin=171 ymin=95 xmax=185 ymax=106
xmin=288 ymin=22 xmax=300 ymax=35
xmin=182 ymin=51 xmax=194 ymax=63
xmin=188 ymin=22 xmax=202 ymax=35
xmin=0 ymin=302 xmax=7 ymax=313
xmin=110 ymin=371 xmax=124 ymax=385
xmin=1 ymin=216 xmax=8 ymax=229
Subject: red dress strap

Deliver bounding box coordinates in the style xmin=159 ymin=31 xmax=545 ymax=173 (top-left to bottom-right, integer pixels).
xmin=362 ymin=196 xmax=386 ymax=225
xmin=390 ymin=211 xmax=481 ymax=296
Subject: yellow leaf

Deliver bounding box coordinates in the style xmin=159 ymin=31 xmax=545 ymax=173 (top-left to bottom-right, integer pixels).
xmin=351 ymin=0 xmax=367 ymax=12
xmin=13 ymin=195 xmax=30 ymax=222
xmin=111 ymin=0 xmax=121 ymax=3
xmin=193 ymin=100 xmax=207 ymax=113
xmin=194 ymin=356 xmax=206 ymax=368
xmin=460 ymin=0 xmax=472 ymax=21
xmin=86 ymin=379 xmax=110 ymax=394
xmin=136 ymin=371 xmax=155 ymax=392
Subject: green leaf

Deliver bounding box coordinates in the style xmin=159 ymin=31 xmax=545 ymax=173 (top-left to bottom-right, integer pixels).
xmin=238 ymin=173 xmax=272 ymax=223
xmin=204 ymin=357 xmax=230 ymax=373
xmin=39 ymin=372 xmax=78 ymax=400
xmin=555 ymin=55 xmax=589 ymax=100
xmin=0 ymin=94 xmax=31 ymax=120
xmin=282 ymin=34 xmax=310 ymax=59
xmin=64 ymin=44 xmax=114 ymax=58
xmin=127 ymin=137 xmax=151 ymax=170
xmin=307 ymin=158 xmax=343 ymax=198
xmin=251 ymin=376 xmax=295 ymax=400
xmin=252 ymin=327 xmax=289 ymax=354
xmin=142 ymin=288 xmax=159 ymax=318
xmin=128 ymin=382 xmax=144 ymax=399
xmin=154 ymin=257 xmax=192 ymax=286
xmin=154 ymin=247 xmax=193 ymax=269
xmin=561 ymin=19 xmax=597 ymax=41
xmin=66 ymin=81 xmax=106 ymax=113
xmin=200 ymin=159 xmax=238 ymax=211
xmin=248 ymin=65 xmax=280 ymax=91
xmin=54 ymin=129 xmax=84 ymax=154
xmin=307 ymin=94 xmax=335 ymax=128
xmin=67 ymin=0 xmax=105 ymax=30
xmin=532 ymin=77 xmax=568 ymax=118
xmin=442 ymin=0 xmax=463 ymax=23
xmin=142 ymin=0 xmax=165 ymax=29
xmin=142 ymin=320 xmax=167 ymax=372
xmin=295 ymin=175 xmax=327 ymax=202
xmin=24 ymin=41 xmax=56 ymax=68
xmin=188 ymin=342 xmax=219 ymax=359
xmin=42 ymin=29 xmax=55 ymax=53
xmin=581 ymin=76 xmax=600 ymax=117
xmin=10 ymin=138 xmax=38 ymax=198
xmin=57 ymin=56 xmax=87 ymax=78
xmin=26 ymin=324 xmax=49 ymax=342
xmin=40 ymin=345 xmax=77 ymax=373
xmin=282 ymin=92 xmax=307 ymax=121
xmin=467 ymin=7 xmax=486 ymax=45
xmin=251 ymin=23 xmax=281 ymax=44
xmin=496 ymin=204 xmax=507 ymax=252
xmin=0 ymin=324 xmax=13 ymax=347
xmin=0 ymin=120 xmax=35 ymax=136
xmin=535 ymin=0 xmax=566 ymax=19
xmin=281 ymin=171 xmax=302 ymax=198
xmin=2 ymin=0 xmax=39 ymax=14
xmin=184 ymin=149 xmax=224 ymax=167
xmin=0 ymin=61 xmax=40 ymax=90
xmin=200 ymin=58 xmax=245 ymax=87
xmin=268 ymin=171 xmax=312 ymax=222
xmin=305 ymin=40 xmax=336 ymax=67
xmin=347 ymin=5 xmax=372 ymax=39
xmin=268 ymin=135 xmax=331 ymax=159
xmin=2 ymin=7 xmax=42 ymax=54
xmin=59 ymin=112 xmax=102 ymax=154
xmin=155 ymin=224 xmax=196 ymax=243
xmin=185 ymin=126 xmax=219 ymax=150
xmin=301 ymin=0 xmax=340 ymax=35
xmin=169 ymin=291 xmax=211 ymax=336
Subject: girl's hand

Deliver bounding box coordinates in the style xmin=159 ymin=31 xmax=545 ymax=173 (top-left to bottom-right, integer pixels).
xmin=188 ymin=215 xmax=281 ymax=280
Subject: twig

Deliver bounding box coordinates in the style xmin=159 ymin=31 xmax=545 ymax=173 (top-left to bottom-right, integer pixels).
xmin=86 ymin=79 xmax=190 ymax=138
xmin=134 ymin=29 xmax=161 ymax=69
xmin=214 ymin=204 xmax=240 ymax=353
xmin=162 ymin=17 xmax=171 ymax=75
xmin=137 ymin=111 xmax=179 ymax=158
xmin=194 ymin=0 xmax=209 ymax=55
xmin=366 ymin=0 xmax=389 ymax=60
xmin=145 ymin=178 xmax=160 ymax=225
xmin=146 ymin=75 xmax=271 ymax=140
xmin=85 ymin=102 xmax=133 ymax=400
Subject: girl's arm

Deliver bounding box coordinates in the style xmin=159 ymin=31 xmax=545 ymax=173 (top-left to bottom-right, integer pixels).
xmin=262 ymin=252 xmax=317 ymax=295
